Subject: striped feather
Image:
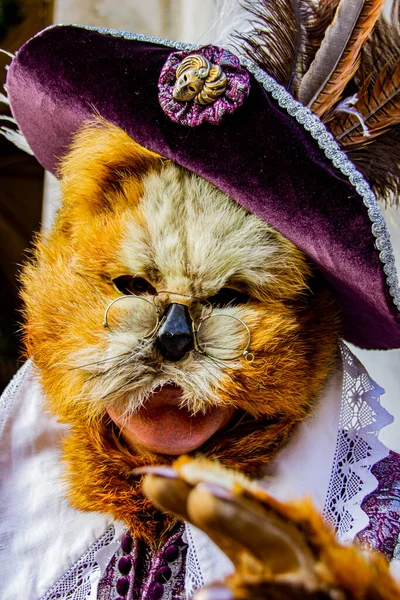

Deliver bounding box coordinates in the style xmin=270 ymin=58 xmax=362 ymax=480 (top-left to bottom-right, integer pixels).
xmin=329 ymin=57 xmax=400 ymax=145
xmin=298 ymin=0 xmax=385 ymax=118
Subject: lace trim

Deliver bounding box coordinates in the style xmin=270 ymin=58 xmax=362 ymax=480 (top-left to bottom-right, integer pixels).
xmin=323 ymin=342 xmax=394 ymax=543
xmin=40 ymin=525 xmax=116 ymax=600
xmin=0 ymin=360 xmax=31 ymax=438
xmin=184 ymin=525 xmax=204 ymax=600
xmin=13 ymin=24 xmax=396 ymax=311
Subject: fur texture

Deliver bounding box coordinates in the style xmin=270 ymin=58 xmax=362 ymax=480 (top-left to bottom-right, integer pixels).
xmin=21 ymin=120 xmax=340 ymax=544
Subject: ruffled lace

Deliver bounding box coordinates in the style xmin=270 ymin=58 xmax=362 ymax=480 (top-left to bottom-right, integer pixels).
xmin=41 ymin=526 xmax=117 ymax=600
xmin=323 ymin=342 xmax=393 ymax=543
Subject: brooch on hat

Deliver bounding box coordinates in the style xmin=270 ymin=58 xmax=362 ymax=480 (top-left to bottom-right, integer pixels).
xmin=158 ymin=45 xmax=250 ymax=126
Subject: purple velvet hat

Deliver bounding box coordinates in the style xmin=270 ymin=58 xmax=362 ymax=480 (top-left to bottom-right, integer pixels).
xmin=4 ymin=24 xmax=400 ymax=349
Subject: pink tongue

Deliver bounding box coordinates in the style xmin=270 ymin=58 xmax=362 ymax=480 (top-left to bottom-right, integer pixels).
xmin=107 ymin=385 xmax=234 ymax=455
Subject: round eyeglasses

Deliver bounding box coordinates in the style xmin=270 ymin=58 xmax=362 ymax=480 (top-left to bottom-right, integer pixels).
xmin=103 ymin=291 xmax=253 ymax=362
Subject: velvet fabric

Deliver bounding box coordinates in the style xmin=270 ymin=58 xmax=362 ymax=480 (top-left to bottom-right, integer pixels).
xmin=6 ymin=25 xmax=400 ymax=349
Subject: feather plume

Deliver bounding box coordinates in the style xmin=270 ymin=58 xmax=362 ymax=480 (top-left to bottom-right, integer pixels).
xmin=207 ymin=1 xmax=252 ymax=49
xmin=329 ymin=58 xmax=400 ymax=145
xmin=0 ymin=126 xmax=34 ymax=154
xmin=0 ymin=91 xmax=9 ymax=106
xmin=233 ymin=0 xmax=316 ymax=94
xmin=0 ymin=84 xmax=33 ymax=154
xmin=356 ymin=0 xmax=400 ymax=85
xmin=347 ymin=125 xmax=400 ymax=203
xmin=321 ymin=0 xmax=400 ymax=203
xmin=298 ymin=0 xmax=385 ymax=119
xmin=306 ymin=0 xmax=341 ymax=58
xmin=358 ymin=18 xmax=396 ymax=77
xmin=392 ymin=0 xmax=400 ymax=32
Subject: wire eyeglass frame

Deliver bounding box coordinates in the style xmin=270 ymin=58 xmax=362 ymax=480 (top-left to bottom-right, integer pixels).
xmin=103 ymin=291 xmax=253 ymax=362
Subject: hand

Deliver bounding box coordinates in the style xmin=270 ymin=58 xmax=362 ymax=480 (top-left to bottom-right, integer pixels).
xmin=137 ymin=457 xmax=400 ymax=600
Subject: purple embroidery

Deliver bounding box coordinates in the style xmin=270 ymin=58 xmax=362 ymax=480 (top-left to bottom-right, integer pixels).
xmin=97 ymin=525 xmax=187 ymax=599
xmin=158 ymin=45 xmax=250 ymax=126
xmin=356 ymin=450 xmax=400 ymax=560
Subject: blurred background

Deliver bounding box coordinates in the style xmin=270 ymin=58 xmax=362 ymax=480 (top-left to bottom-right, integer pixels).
xmin=0 ymin=0 xmax=52 ymax=389
xmin=0 ymin=0 xmax=399 ymax=451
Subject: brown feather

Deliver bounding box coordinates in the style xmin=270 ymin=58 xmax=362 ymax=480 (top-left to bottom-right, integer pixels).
xmin=306 ymin=0 xmax=341 ymax=58
xmin=392 ymin=0 xmax=400 ymax=32
xmin=357 ymin=0 xmax=400 ymax=85
xmin=347 ymin=125 xmax=400 ymax=203
xmin=298 ymin=0 xmax=385 ymax=118
xmin=325 ymin=0 xmax=400 ymax=203
xmin=329 ymin=58 xmax=400 ymax=145
xmin=233 ymin=0 xmax=316 ymax=94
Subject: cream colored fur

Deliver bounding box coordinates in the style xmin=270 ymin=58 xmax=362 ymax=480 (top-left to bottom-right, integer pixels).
xmin=121 ymin=164 xmax=305 ymax=300
xmin=73 ymin=163 xmax=310 ymax=421
xmin=21 ymin=120 xmax=340 ymax=540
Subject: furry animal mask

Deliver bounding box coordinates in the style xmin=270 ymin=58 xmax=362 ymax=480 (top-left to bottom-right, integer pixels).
xmin=21 ymin=120 xmax=339 ymax=542
xmin=3 ymin=0 xmax=400 ymax=547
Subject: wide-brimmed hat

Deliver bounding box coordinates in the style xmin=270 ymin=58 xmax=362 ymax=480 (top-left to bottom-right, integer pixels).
xmin=3 ymin=11 xmax=400 ymax=349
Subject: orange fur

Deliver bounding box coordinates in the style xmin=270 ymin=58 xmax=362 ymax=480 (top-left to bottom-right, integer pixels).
xmin=21 ymin=119 xmax=340 ymax=542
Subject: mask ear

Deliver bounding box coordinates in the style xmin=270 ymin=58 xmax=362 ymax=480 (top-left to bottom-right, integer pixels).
xmin=58 ymin=118 xmax=163 ymax=225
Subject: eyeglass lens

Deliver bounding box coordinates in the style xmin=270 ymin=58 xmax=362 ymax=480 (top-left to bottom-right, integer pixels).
xmin=104 ymin=295 xmax=250 ymax=359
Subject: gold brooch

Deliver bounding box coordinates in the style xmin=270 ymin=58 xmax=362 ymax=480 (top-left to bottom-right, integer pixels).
xmin=172 ymin=54 xmax=227 ymax=106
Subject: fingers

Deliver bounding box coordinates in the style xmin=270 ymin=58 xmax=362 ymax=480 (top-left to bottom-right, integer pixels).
xmin=186 ymin=483 xmax=310 ymax=575
xmin=138 ymin=462 xmax=341 ymax=599
xmin=140 ymin=467 xmax=313 ymax=577
xmin=141 ymin=472 xmax=192 ymax=521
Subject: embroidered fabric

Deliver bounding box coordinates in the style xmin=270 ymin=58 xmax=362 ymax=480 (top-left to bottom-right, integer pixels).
xmin=394 ymin=535 xmax=400 ymax=561
xmin=323 ymin=342 xmax=394 ymax=543
xmin=182 ymin=342 xmax=397 ymax=594
xmin=97 ymin=525 xmax=187 ymax=599
xmin=356 ymin=450 xmax=400 ymax=561
xmin=158 ymin=46 xmax=250 ymax=126
xmin=0 ymin=346 xmax=397 ymax=598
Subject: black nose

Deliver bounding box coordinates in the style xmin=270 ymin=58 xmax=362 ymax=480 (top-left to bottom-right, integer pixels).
xmin=156 ymin=303 xmax=194 ymax=362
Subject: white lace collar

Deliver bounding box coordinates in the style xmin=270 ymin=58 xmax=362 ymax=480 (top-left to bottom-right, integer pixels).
xmin=0 ymin=343 xmax=393 ymax=599
xmin=185 ymin=342 xmax=394 ymax=591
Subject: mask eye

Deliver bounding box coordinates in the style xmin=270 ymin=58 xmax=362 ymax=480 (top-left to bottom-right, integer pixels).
xmin=207 ymin=287 xmax=250 ymax=308
xmin=113 ymin=276 xmax=157 ymax=296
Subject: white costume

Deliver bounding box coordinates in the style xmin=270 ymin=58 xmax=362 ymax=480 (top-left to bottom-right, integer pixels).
xmin=1 ymin=343 xmax=398 ymax=599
